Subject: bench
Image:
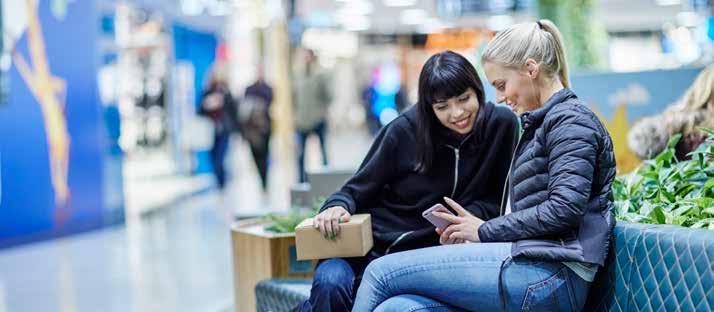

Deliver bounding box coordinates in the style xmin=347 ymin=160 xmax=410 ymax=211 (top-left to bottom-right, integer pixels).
xmin=255 ymin=222 xmax=714 ymax=311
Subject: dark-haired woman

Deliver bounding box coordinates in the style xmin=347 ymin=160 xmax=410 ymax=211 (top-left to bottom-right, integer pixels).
xmin=296 ymin=50 xmax=519 ymax=311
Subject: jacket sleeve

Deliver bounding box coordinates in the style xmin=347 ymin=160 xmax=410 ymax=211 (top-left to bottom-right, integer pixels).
xmin=478 ymin=111 xmax=599 ymax=242
xmin=320 ymin=124 xmax=398 ymax=214
xmin=463 ymin=110 xmax=519 ymax=221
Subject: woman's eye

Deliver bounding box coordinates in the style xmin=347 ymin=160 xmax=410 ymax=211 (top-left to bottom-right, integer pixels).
xmin=435 ymin=105 xmax=447 ymax=111
xmin=459 ymin=95 xmax=469 ymax=102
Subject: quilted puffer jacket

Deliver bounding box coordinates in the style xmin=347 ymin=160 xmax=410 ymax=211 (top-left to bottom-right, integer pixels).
xmin=478 ymin=88 xmax=617 ymax=266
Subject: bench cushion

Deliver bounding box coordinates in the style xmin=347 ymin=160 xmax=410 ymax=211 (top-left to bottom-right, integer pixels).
xmin=255 ymin=278 xmax=311 ymax=312
xmin=587 ymin=222 xmax=714 ymax=311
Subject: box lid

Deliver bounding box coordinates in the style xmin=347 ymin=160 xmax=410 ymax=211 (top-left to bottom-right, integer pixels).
xmin=296 ymin=214 xmax=370 ymax=230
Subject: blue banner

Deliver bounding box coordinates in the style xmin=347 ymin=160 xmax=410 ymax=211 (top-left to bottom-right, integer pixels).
xmin=0 ymin=0 xmax=122 ymax=248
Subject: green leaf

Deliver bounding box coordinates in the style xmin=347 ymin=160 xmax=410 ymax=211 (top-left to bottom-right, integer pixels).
xmin=672 ymin=205 xmax=693 ymax=216
xmin=650 ymin=206 xmax=666 ymax=224
xmin=703 ymin=178 xmax=714 ymax=195
xmin=681 ymin=198 xmax=714 ymax=209
xmin=698 ymin=127 xmax=714 ymax=137
xmin=667 ymin=133 xmax=683 ymax=149
xmin=692 ymin=218 xmax=714 ymax=229
xmin=674 ymin=184 xmax=696 ymax=198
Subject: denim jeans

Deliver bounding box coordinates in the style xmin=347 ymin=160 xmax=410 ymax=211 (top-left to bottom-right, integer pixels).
xmin=210 ymin=131 xmax=230 ymax=189
xmin=296 ymin=255 xmax=373 ymax=312
xmin=352 ymin=243 xmax=590 ymax=312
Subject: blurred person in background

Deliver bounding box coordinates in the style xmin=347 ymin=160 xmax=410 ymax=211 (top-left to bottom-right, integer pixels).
xmin=361 ymin=80 xmax=380 ymax=136
xmin=629 ymin=64 xmax=714 ymax=160
xmin=297 ymin=50 xmax=518 ymax=312
xmin=293 ymin=49 xmax=333 ymax=182
xmin=243 ymin=64 xmax=274 ymax=193
xmin=199 ymin=64 xmax=239 ymax=190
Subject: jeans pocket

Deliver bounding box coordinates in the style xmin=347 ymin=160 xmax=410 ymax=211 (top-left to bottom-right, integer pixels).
xmin=521 ymin=267 xmax=576 ymax=312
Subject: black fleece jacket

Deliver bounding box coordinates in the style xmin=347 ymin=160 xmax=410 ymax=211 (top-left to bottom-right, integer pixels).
xmin=320 ymin=101 xmax=519 ymax=255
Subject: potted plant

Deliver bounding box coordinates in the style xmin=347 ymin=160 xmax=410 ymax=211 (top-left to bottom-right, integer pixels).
xmin=230 ymin=200 xmax=321 ymax=312
xmin=613 ymin=128 xmax=714 ymax=228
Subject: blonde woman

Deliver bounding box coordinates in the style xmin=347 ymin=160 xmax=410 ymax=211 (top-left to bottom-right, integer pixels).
xmin=352 ymin=20 xmax=616 ymax=312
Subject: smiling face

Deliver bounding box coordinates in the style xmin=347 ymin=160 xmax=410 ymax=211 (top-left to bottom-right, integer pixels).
xmin=483 ymin=61 xmax=541 ymax=116
xmin=431 ymin=88 xmax=480 ymax=135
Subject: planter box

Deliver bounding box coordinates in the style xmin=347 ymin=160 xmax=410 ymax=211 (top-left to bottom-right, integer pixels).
xmin=231 ymin=219 xmax=316 ymax=312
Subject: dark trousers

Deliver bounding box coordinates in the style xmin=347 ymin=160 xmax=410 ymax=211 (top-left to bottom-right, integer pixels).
xmin=248 ymin=135 xmax=270 ymax=191
xmin=296 ymin=254 xmax=375 ymax=312
xmin=210 ymin=131 xmax=230 ymax=189
xmin=296 ymin=121 xmax=328 ymax=183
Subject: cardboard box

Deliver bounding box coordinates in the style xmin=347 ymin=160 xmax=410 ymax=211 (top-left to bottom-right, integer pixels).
xmin=295 ymin=214 xmax=373 ymax=260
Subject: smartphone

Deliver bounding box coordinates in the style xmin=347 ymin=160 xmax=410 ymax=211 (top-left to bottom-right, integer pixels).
xmin=422 ymin=203 xmax=455 ymax=229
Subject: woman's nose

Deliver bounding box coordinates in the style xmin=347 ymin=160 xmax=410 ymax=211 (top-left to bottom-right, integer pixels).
xmin=452 ymin=106 xmax=465 ymax=118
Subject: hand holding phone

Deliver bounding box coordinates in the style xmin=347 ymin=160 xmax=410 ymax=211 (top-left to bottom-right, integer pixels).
xmin=423 ymin=203 xmax=455 ymax=230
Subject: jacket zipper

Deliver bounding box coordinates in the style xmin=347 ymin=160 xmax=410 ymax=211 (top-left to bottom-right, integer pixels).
xmin=499 ymin=131 xmax=523 ymax=216
xmin=393 ymin=133 xmax=471 ymax=255
xmin=445 ymin=132 xmax=474 ymax=199
xmin=386 ymin=231 xmax=413 ymax=254
xmin=451 ymin=148 xmax=460 ymax=197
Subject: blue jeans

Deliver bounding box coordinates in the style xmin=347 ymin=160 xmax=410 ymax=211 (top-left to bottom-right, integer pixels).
xmin=297 ymin=255 xmax=373 ymax=312
xmin=210 ymin=131 xmax=230 ymax=189
xmin=352 ymin=243 xmax=590 ymax=312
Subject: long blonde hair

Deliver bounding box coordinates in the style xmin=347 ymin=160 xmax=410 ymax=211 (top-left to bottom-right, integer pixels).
xmin=481 ymin=19 xmax=570 ymax=88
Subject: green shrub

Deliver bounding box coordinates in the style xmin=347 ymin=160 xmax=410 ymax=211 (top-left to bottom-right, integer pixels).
xmin=264 ymin=197 xmax=324 ymax=233
xmin=613 ymin=128 xmax=714 ymax=229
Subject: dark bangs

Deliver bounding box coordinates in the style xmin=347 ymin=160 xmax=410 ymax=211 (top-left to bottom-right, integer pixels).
xmin=421 ymin=64 xmax=474 ymax=106
xmin=414 ymin=50 xmax=486 ymax=174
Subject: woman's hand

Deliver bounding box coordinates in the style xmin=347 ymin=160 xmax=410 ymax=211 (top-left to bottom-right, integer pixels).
xmin=202 ymin=93 xmax=224 ymax=111
xmin=433 ymin=197 xmax=485 ymax=244
xmin=314 ymin=206 xmax=351 ymax=240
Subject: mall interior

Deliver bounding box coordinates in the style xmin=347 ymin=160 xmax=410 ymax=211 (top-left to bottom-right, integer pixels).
xmin=0 ymin=0 xmax=713 ymax=311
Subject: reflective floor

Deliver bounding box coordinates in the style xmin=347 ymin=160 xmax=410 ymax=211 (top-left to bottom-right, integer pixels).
xmin=0 ymin=128 xmax=373 ymax=312
xmin=0 ymin=192 xmax=234 ymax=312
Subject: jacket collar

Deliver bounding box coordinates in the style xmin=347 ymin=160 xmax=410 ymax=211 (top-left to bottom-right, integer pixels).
xmin=520 ymin=88 xmax=577 ymax=130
